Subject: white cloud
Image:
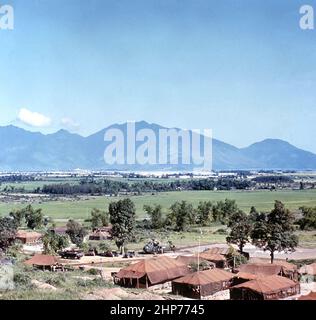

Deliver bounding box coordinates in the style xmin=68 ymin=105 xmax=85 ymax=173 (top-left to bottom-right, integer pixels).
xmin=17 ymin=108 xmax=51 ymax=127
xmin=61 ymin=117 xmax=80 ymax=131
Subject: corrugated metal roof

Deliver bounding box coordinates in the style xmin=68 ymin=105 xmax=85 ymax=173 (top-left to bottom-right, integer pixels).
xmin=24 ymin=254 xmax=59 ymax=266
xmin=239 ymin=263 xmax=282 ymax=276
xmin=175 ymin=255 xmax=208 ymax=265
xmin=173 ymin=268 xmax=233 ymax=286
xmin=202 ymin=247 xmax=229 ymax=255
xmin=232 ymin=275 xmax=298 ymax=294
xmin=199 ymin=252 xmax=226 ymax=262
xmin=115 ymin=256 xmax=190 ymax=285
xmin=16 ymin=230 xmax=42 ymax=239
xmin=234 ymin=272 xmax=258 ymax=281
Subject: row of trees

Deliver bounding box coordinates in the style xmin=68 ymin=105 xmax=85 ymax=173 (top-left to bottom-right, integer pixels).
xmin=39 ymin=178 xmax=253 ymax=196
xmin=144 ymin=199 xmax=239 ymax=231
xmin=0 ymin=175 xmax=35 ymax=183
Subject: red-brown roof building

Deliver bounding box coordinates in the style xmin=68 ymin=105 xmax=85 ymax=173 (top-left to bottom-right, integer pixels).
xmin=16 ymin=230 xmax=42 ymax=244
xmin=172 ymin=268 xmax=234 ymax=299
xmin=114 ymin=256 xmax=190 ymax=288
xmin=24 ymin=254 xmax=62 ymax=271
xmin=230 ymin=275 xmax=300 ymax=300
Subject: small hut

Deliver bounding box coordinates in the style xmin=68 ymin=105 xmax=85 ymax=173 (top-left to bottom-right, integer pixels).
xmin=172 ymin=268 xmax=234 ymax=299
xmin=24 ymin=254 xmax=64 ymax=271
xmin=204 ymin=246 xmax=250 ymax=260
xmin=203 ymin=247 xmax=230 ymax=255
xmin=230 ymin=275 xmax=300 ymax=300
xmin=114 ymin=256 xmax=190 ymax=289
xmin=89 ymin=227 xmax=112 ymax=240
xmin=16 ymin=230 xmax=42 ymax=244
xmin=49 ymin=226 xmax=67 ymax=236
xmin=198 ymin=252 xmax=227 ymax=268
xmin=235 ymin=261 xmax=298 ymax=282
xmin=272 ymin=260 xmax=298 ymax=280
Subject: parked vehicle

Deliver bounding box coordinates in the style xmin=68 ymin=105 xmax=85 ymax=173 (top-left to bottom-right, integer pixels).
xmin=143 ymin=239 xmax=164 ymax=254
xmin=99 ymin=250 xmax=119 ymax=257
xmin=59 ymin=250 xmax=84 ymax=260
xmin=123 ymin=251 xmax=136 ymax=259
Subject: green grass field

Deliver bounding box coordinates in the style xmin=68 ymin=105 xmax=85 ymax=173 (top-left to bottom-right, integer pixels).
xmin=0 ymin=178 xmax=82 ymax=192
xmin=1 ymin=189 xmax=316 ymax=221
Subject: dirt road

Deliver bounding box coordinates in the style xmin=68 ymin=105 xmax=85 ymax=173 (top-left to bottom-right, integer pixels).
xmin=180 ymin=243 xmax=316 ymax=260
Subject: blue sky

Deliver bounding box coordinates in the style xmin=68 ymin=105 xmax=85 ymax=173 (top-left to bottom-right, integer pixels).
xmin=0 ymin=0 xmax=316 ymax=152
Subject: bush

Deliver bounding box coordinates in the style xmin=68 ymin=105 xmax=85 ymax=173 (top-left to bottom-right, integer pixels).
xmin=46 ymin=274 xmax=67 ymax=287
xmin=13 ymin=272 xmax=33 ymax=288
xmin=87 ymin=268 xmax=100 ymax=276
xmin=76 ymin=277 xmax=107 ymax=288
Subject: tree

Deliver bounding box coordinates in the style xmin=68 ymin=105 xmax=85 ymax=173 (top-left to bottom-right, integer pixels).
xmin=66 ymin=220 xmax=88 ymax=246
xmin=297 ymin=206 xmax=316 ymax=230
xmin=98 ymin=241 xmax=111 ymax=253
xmin=9 ymin=209 xmax=25 ymax=228
xmin=225 ymin=245 xmax=248 ymax=268
xmin=251 ymin=201 xmax=298 ymax=263
xmin=43 ymin=231 xmax=69 ymax=254
xmin=167 ymin=201 xmax=195 ymax=231
xmin=249 ymin=206 xmax=259 ymax=223
xmin=226 ymin=210 xmax=252 ymax=253
xmin=23 ymin=205 xmax=44 ymax=230
xmin=90 ymin=208 xmax=109 ymax=229
xmin=212 ymin=199 xmax=238 ymax=223
xmin=0 ymin=217 xmax=17 ymax=252
xmin=109 ymin=198 xmax=136 ymax=253
xmin=143 ymin=204 xmax=164 ymax=229
xmin=196 ymin=201 xmax=213 ymax=226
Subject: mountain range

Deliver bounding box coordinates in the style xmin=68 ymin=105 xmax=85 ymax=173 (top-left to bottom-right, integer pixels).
xmin=1 ymin=121 xmax=316 ymax=171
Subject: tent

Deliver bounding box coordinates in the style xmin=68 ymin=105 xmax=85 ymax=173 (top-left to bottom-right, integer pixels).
xmin=172 ymin=268 xmax=234 ymax=299
xmin=114 ymin=256 xmax=190 ymax=288
xmin=230 ymin=275 xmax=300 ymax=300
xmin=236 ymin=261 xmax=298 ymax=281
xmin=24 ymin=254 xmax=63 ymax=271
xmin=198 ymin=252 xmax=227 ymax=268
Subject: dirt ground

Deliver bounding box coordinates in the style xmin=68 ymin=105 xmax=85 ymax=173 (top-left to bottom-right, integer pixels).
xmin=181 ymin=243 xmax=316 ymax=260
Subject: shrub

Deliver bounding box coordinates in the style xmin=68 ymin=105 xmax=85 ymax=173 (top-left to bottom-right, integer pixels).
xmin=87 ymin=268 xmax=100 ymax=276
xmin=13 ymin=272 xmax=32 ymax=288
